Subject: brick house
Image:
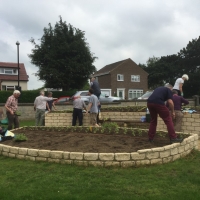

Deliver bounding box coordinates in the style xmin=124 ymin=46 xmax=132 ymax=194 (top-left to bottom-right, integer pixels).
xmin=0 ymin=62 xmax=29 ymax=91
xmin=93 ymin=58 xmax=148 ymax=99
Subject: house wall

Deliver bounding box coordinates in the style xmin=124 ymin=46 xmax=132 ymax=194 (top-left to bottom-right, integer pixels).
xmin=98 ymin=74 xmax=111 ymax=90
xmin=110 ymin=59 xmax=148 ymax=99
xmin=1 ymin=81 xmax=28 ymax=90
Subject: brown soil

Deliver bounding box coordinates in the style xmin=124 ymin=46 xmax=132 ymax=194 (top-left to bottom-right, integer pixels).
xmin=1 ymin=129 xmax=177 ymax=153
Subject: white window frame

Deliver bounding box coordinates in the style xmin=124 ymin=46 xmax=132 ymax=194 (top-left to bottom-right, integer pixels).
xmin=128 ymin=89 xmax=143 ymax=99
xmin=0 ymin=68 xmax=18 ymax=75
xmin=117 ymin=74 xmax=124 ymax=81
xmin=131 ymin=75 xmax=140 ymax=82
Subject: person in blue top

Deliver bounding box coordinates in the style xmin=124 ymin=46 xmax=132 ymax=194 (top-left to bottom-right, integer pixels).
xmin=147 ymin=83 xmax=183 ymax=144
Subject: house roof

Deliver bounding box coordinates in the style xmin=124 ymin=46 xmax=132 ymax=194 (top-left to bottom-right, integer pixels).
xmin=93 ymin=58 xmax=148 ymax=77
xmin=0 ymin=62 xmax=29 ymax=81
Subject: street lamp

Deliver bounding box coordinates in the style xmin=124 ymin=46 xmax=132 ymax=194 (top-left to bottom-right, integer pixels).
xmin=16 ymin=41 xmax=20 ymax=89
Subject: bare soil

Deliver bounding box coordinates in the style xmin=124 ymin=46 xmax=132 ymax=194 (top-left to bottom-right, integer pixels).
xmin=2 ymin=129 xmax=175 ymax=153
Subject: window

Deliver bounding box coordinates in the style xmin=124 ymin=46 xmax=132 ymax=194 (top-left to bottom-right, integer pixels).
xmin=131 ymin=75 xmax=140 ymax=82
xmin=6 ymin=86 xmax=15 ymax=91
xmin=128 ymin=89 xmax=143 ymax=99
xmin=117 ymin=74 xmax=124 ymax=81
xmin=0 ymin=68 xmax=18 ymax=75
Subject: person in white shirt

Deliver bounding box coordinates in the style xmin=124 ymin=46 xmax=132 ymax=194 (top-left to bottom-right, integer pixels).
xmin=34 ymin=91 xmax=57 ymax=126
xmin=173 ymin=74 xmax=189 ymax=96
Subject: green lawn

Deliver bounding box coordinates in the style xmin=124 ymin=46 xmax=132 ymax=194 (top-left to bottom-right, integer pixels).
xmin=0 ymin=151 xmax=200 ymax=200
xmin=1 ymin=120 xmax=200 ymax=199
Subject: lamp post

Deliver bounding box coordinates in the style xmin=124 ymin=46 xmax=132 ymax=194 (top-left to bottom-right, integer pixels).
xmin=16 ymin=41 xmax=20 ymax=88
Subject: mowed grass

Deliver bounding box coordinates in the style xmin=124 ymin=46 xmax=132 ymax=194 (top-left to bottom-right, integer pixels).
xmin=1 ymin=120 xmax=200 ymax=199
xmin=0 ymin=151 xmax=200 ymax=200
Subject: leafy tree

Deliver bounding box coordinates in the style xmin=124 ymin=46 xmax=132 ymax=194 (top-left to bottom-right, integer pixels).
xmin=29 ymin=16 xmax=97 ymax=90
xmin=178 ymin=36 xmax=200 ymax=97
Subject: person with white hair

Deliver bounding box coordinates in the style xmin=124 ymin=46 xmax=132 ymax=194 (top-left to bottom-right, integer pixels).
xmin=5 ymin=90 xmax=21 ymax=130
xmin=34 ymin=91 xmax=57 ymax=126
xmin=173 ymin=74 xmax=189 ymax=96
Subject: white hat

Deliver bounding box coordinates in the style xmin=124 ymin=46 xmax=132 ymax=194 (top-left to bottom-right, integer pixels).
xmin=182 ymin=74 xmax=189 ymax=80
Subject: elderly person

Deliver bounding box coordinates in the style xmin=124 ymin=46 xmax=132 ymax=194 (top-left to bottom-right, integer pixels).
xmin=34 ymin=91 xmax=57 ymax=126
xmin=72 ymin=95 xmax=87 ymax=126
xmin=147 ymin=84 xmax=183 ymax=144
xmin=173 ymin=74 xmax=189 ymax=96
xmin=5 ymin=90 xmax=21 ymax=130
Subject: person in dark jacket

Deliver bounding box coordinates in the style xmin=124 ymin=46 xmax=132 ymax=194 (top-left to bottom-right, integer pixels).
xmin=90 ymin=77 xmax=101 ymax=99
xmin=147 ymin=84 xmax=183 ymax=144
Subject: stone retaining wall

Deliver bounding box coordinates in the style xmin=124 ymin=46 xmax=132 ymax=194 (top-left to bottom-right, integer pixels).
xmin=45 ymin=112 xmax=200 ymax=136
xmin=0 ymin=131 xmax=198 ymax=167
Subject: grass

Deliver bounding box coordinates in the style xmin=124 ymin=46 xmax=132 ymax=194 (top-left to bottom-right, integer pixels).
xmin=1 ymin=120 xmax=200 ymax=199
xmin=0 ymin=151 xmax=200 ymax=200
xmin=19 ymin=119 xmax=35 ymax=127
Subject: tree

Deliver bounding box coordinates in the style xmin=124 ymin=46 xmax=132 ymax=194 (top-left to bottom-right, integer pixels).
xmin=29 ymin=16 xmax=97 ymax=90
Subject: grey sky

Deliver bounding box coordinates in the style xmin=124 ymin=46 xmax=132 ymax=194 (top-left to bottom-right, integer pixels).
xmin=1 ymin=0 xmax=200 ymax=89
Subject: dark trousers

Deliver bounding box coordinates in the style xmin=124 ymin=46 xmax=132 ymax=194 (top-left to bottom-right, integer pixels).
xmin=147 ymin=103 xmax=177 ymax=140
xmin=6 ymin=111 xmax=19 ymax=130
xmin=72 ymin=108 xmax=83 ymax=126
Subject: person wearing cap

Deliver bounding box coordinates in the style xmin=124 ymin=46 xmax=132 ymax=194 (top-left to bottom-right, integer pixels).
xmin=173 ymin=74 xmax=189 ymax=96
xmin=5 ymin=90 xmax=21 ymax=130
xmin=147 ymin=84 xmax=183 ymax=144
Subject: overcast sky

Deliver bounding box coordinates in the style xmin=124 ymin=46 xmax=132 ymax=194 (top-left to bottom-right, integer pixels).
xmin=1 ymin=0 xmax=200 ymax=89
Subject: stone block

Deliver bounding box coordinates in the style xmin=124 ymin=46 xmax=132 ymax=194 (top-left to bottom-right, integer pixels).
xmin=36 ymin=157 xmax=47 ymax=162
xmin=137 ymin=149 xmax=152 ymax=154
xmin=146 ymin=152 xmax=159 ymax=159
xmin=70 ymin=152 xmax=83 ymax=160
xmin=104 ymin=161 xmax=120 ymax=167
xmin=10 ymin=147 xmax=19 ymax=154
xmin=74 ymin=160 xmax=88 ymax=166
xmin=50 ymin=151 xmax=63 ymax=159
xmin=151 ymin=147 xmax=165 ymax=152
xmin=48 ymin=158 xmax=60 ymax=163
xmin=136 ymin=159 xmax=150 ymax=166
xmin=121 ymin=161 xmax=135 ymax=168
xmin=162 ymin=156 xmax=173 ymax=163
xmin=171 ymin=148 xmax=178 ymax=155
xmin=3 ymin=145 xmax=11 ymax=152
xmin=2 ymin=152 xmax=8 ymax=157
xmin=88 ymin=161 xmax=104 ymax=167
xmin=131 ymin=152 xmax=145 ymax=160
xmin=178 ymin=146 xmax=185 ymax=153
xmin=115 ymin=153 xmax=130 ymax=161
xmin=160 ymin=150 xmax=171 ymax=158
xmin=60 ymin=159 xmax=73 ymax=165
xmin=184 ymin=144 xmax=190 ymax=151
xmin=16 ymin=154 xmax=25 ymax=159
xmin=172 ymin=154 xmax=181 ymax=161
xmin=99 ymin=153 xmax=114 ymax=161
xmin=8 ymin=153 xmax=16 ymax=158
xmin=84 ymin=153 xmax=99 ymax=161
xmin=28 ymin=149 xmax=38 ymax=156
xmin=18 ymin=148 xmax=28 ymax=155
xmin=0 ymin=144 xmax=5 ymax=151
xmin=25 ymin=156 xmax=36 ymax=161
xmin=150 ymin=158 xmax=162 ymax=164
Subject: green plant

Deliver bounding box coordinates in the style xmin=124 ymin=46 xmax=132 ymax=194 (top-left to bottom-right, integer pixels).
xmin=14 ymin=133 xmax=28 ymax=141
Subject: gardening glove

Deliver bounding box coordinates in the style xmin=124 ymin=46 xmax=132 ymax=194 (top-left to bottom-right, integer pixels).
xmin=181 ymin=92 xmax=184 ymax=96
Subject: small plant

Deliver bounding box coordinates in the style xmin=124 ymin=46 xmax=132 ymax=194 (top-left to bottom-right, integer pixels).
xmin=14 ymin=133 xmax=28 ymax=141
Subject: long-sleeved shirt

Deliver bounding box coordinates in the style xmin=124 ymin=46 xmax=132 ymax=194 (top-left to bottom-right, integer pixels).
xmin=34 ymin=95 xmax=53 ymax=110
xmin=172 ymin=94 xmax=189 ymax=110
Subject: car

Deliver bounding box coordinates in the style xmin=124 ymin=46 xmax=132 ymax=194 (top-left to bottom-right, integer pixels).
xmin=54 ymin=96 xmax=70 ymax=104
xmin=137 ymin=91 xmax=153 ymax=100
xmin=70 ymin=91 xmax=122 ymax=104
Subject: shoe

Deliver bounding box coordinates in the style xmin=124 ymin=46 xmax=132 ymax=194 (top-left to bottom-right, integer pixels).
xmin=170 ymin=138 xmax=183 ymax=144
xmin=148 ymin=139 xmax=154 ymax=143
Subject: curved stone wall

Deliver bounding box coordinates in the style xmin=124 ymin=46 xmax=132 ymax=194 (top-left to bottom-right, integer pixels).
xmin=0 ymin=131 xmax=198 ymax=167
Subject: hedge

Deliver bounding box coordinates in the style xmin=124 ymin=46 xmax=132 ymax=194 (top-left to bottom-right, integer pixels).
xmin=0 ymin=90 xmax=77 ymax=103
